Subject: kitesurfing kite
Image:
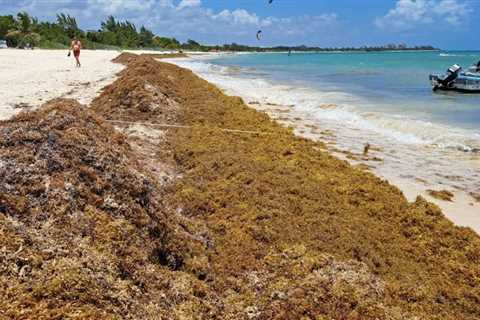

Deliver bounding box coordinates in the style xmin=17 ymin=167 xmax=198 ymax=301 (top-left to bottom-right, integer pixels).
xmin=257 ymin=0 xmax=273 ymax=40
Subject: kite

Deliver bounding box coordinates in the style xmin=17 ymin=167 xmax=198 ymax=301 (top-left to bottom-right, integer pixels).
xmin=257 ymin=0 xmax=273 ymax=40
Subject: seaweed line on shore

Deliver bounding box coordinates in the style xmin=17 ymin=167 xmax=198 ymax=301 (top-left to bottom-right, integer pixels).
xmin=0 ymin=52 xmax=479 ymax=319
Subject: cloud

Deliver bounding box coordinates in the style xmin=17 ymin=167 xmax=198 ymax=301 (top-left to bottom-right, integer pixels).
xmin=0 ymin=0 xmax=340 ymax=45
xmin=375 ymin=0 xmax=472 ymax=31
xmin=177 ymin=0 xmax=201 ymax=10
xmin=86 ymin=0 xmax=160 ymax=15
xmin=212 ymin=9 xmax=261 ymax=25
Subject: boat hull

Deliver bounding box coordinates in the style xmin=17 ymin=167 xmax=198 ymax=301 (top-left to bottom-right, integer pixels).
xmin=433 ymin=86 xmax=480 ymax=93
xmin=430 ymin=74 xmax=480 ymax=93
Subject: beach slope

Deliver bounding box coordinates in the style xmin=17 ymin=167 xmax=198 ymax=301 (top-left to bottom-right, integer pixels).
xmin=0 ymin=53 xmax=479 ymax=319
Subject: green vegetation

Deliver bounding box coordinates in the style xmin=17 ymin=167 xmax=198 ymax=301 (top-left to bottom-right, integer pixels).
xmin=197 ymin=43 xmax=437 ymax=52
xmin=1 ymin=12 xmax=40 ymax=48
xmin=0 ymin=12 xmax=181 ymax=50
xmin=1 ymin=11 xmax=437 ymax=52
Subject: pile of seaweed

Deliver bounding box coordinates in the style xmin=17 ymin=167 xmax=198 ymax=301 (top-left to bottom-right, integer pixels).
xmin=96 ymin=54 xmax=479 ymax=319
xmin=94 ymin=54 xmax=183 ymax=125
xmin=0 ymin=100 xmax=216 ymax=319
xmin=142 ymin=53 xmax=188 ymax=59
xmin=111 ymin=52 xmax=187 ymax=66
xmin=111 ymin=52 xmax=139 ymax=65
xmin=2 ymin=53 xmax=480 ymax=319
xmin=157 ymin=57 xmax=480 ymax=319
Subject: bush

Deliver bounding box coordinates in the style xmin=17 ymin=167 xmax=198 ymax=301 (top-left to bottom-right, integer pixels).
xmin=38 ymin=38 xmax=68 ymax=49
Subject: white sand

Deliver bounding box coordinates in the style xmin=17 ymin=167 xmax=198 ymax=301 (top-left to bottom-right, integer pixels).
xmin=395 ymin=179 xmax=480 ymax=233
xmin=0 ymin=49 xmax=124 ymax=120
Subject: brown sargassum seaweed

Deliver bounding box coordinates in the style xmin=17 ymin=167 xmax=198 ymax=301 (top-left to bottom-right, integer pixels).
xmin=1 ymin=53 xmax=479 ymax=319
xmin=0 ymin=99 xmax=210 ymax=319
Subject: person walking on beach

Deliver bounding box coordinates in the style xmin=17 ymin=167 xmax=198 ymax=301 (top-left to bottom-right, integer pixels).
xmin=69 ymin=37 xmax=82 ymax=67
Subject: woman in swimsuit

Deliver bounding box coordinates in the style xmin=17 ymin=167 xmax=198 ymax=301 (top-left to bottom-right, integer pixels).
xmin=70 ymin=37 xmax=82 ymax=67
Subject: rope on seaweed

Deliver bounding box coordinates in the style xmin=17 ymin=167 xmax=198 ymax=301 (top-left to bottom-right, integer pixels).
xmin=106 ymin=119 xmax=272 ymax=135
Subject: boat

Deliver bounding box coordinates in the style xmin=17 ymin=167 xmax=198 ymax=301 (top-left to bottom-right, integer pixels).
xmin=429 ymin=62 xmax=480 ymax=93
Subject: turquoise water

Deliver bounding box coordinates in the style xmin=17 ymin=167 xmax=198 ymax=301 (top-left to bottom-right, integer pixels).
xmin=210 ymin=51 xmax=480 ymax=130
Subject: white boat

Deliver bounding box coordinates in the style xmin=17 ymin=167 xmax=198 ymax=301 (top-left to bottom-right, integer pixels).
xmin=430 ymin=62 xmax=480 ymax=93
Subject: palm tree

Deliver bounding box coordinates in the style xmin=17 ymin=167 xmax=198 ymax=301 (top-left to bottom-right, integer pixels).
xmin=57 ymin=13 xmax=80 ymax=38
xmin=6 ymin=12 xmax=40 ymax=48
xmin=101 ymin=16 xmax=118 ymax=32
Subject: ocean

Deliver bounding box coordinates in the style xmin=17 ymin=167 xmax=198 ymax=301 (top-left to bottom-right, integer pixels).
xmin=170 ymin=50 xmax=480 ymax=225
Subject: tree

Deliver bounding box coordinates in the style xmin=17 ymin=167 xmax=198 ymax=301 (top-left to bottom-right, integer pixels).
xmin=56 ymin=13 xmax=81 ymax=38
xmin=16 ymin=12 xmax=34 ymax=34
xmin=5 ymin=12 xmax=41 ymax=47
xmin=138 ymin=26 xmax=154 ymax=47
xmin=115 ymin=20 xmax=138 ymax=47
xmin=182 ymin=39 xmax=201 ymax=50
xmin=153 ymin=36 xmax=180 ymax=49
xmin=97 ymin=31 xmax=117 ymax=46
xmin=0 ymin=15 xmax=15 ymax=39
xmin=101 ymin=16 xmax=118 ymax=32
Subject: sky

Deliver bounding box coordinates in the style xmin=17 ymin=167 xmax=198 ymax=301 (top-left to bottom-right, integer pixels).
xmin=0 ymin=0 xmax=478 ymax=49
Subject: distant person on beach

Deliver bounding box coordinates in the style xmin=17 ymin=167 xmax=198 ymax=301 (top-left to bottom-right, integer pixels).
xmin=69 ymin=37 xmax=82 ymax=67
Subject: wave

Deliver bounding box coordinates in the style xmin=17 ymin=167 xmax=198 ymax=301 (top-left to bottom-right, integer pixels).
xmin=439 ymin=53 xmax=458 ymax=57
xmin=438 ymin=53 xmax=471 ymax=57
xmin=175 ymin=59 xmax=480 ymax=153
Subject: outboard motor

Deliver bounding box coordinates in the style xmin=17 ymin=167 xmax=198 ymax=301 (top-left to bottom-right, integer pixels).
xmin=477 ymin=60 xmax=480 ymax=72
xmin=440 ymin=64 xmax=461 ymax=86
xmin=433 ymin=64 xmax=462 ymax=91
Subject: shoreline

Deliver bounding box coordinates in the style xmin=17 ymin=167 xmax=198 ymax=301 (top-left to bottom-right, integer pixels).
xmin=165 ymin=54 xmax=480 ymax=234
xmin=1 ymin=52 xmax=479 ymax=318
xmin=1 ymin=48 xmax=476 ymax=229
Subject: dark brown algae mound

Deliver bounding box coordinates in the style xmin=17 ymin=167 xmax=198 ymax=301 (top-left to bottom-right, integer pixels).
xmin=95 ymin=54 xmax=480 ymax=319
xmin=111 ymin=52 xmax=187 ymax=66
xmin=2 ymin=53 xmax=479 ymax=320
xmin=0 ymin=100 xmax=217 ymax=319
xmin=142 ymin=53 xmax=188 ymax=59
xmin=427 ymin=189 xmax=455 ymax=202
xmin=111 ymin=52 xmax=139 ymax=65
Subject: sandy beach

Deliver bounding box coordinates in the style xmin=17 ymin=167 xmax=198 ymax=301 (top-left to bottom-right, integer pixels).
xmin=1 ymin=51 xmax=479 ymax=319
xmin=0 ymin=49 xmax=124 ymax=120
